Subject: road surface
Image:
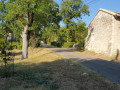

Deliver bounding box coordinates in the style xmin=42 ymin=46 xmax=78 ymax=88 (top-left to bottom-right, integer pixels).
xmin=42 ymin=44 xmax=120 ymax=84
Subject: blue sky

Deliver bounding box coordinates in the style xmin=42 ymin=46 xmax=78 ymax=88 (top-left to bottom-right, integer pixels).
xmin=54 ymin=0 xmax=120 ymax=27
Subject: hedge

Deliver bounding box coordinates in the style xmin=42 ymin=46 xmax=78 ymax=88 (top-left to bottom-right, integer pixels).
xmin=62 ymin=42 xmax=75 ymax=48
xmin=51 ymin=42 xmax=63 ymax=47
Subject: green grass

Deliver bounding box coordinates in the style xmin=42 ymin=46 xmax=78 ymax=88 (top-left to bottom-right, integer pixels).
xmin=0 ymin=47 xmax=120 ymax=90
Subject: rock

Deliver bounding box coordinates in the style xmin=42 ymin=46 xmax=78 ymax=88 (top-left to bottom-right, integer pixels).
xmin=81 ymin=72 xmax=88 ymax=76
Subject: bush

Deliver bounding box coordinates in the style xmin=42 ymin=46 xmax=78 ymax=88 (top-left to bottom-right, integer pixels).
xmin=7 ymin=45 xmax=13 ymax=50
xmin=51 ymin=42 xmax=57 ymax=46
xmin=51 ymin=42 xmax=63 ymax=47
xmin=12 ymin=42 xmax=19 ymax=45
xmin=62 ymin=42 xmax=75 ymax=48
xmin=0 ymin=39 xmax=5 ymax=42
xmin=9 ymin=41 xmax=22 ymax=50
xmin=6 ymin=45 xmax=17 ymax=50
xmin=57 ymin=42 xmax=63 ymax=47
xmin=17 ymin=45 xmax=22 ymax=50
xmin=13 ymin=45 xmax=17 ymax=49
xmin=77 ymin=41 xmax=84 ymax=51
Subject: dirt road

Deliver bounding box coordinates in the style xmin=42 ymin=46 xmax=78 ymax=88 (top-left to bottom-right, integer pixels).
xmin=42 ymin=44 xmax=120 ymax=84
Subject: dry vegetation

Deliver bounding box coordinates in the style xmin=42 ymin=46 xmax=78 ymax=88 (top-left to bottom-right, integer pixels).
xmin=0 ymin=47 xmax=120 ymax=90
xmin=78 ymin=50 xmax=120 ymax=62
xmin=72 ymin=49 xmax=112 ymax=61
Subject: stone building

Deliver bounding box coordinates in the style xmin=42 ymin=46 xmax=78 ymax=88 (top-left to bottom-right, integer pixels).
xmin=7 ymin=33 xmax=15 ymax=41
xmin=85 ymin=8 xmax=120 ymax=57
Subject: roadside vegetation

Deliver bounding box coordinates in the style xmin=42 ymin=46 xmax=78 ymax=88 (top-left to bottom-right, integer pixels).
xmin=0 ymin=0 xmax=89 ymax=61
xmin=0 ymin=0 xmax=119 ymax=90
xmin=0 ymin=48 xmax=120 ymax=90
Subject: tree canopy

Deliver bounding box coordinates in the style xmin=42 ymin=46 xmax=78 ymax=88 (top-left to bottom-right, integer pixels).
xmin=0 ymin=0 xmax=90 ymax=59
xmin=60 ymin=0 xmax=89 ymax=24
xmin=60 ymin=0 xmax=89 ymax=42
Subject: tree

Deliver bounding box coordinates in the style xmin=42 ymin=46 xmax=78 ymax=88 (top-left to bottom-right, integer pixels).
xmin=5 ymin=0 xmax=59 ymax=59
xmin=75 ymin=21 xmax=88 ymax=43
xmin=60 ymin=0 xmax=89 ymax=42
xmin=39 ymin=1 xmax=61 ymax=44
xmin=0 ymin=0 xmax=6 ymax=30
xmin=42 ymin=24 xmax=59 ymax=44
xmin=0 ymin=0 xmax=9 ymax=44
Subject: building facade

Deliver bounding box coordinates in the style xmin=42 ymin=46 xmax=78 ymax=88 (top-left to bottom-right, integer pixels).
xmin=85 ymin=9 xmax=120 ymax=57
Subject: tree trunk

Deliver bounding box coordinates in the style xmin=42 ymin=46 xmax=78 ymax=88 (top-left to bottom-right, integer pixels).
xmin=66 ymin=24 xmax=69 ymax=42
xmin=21 ymin=4 xmax=29 ymax=60
xmin=67 ymin=35 xmax=69 ymax=42
xmin=21 ymin=26 xmax=28 ymax=60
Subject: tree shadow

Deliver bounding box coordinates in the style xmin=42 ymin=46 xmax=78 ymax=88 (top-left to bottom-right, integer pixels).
xmin=68 ymin=57 xmax=120 ymax=84
xmin=14 ymin=52 xmax=22 ymax=56
xmin=0 ymin=59 xmax=119 ymax=90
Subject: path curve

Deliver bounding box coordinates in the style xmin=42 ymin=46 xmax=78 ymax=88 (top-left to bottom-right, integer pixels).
xmin=42 ymin=44 xmax=120 ymax=84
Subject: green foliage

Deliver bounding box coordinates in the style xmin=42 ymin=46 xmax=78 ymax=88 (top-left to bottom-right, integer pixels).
xmin=75 ymin=21 xmax=88 ymax=43
xmin=3 ymin=0 xmax=61 ymax=54
xmin=0 ymin=50 xmax=15 ymax=77
xmin=7 ymin=45 xmax=14 ymax=50
xmin=60 ymin=0 xmax=89 ymax=24
xmin=77 ymin=40 xmax=84 ymax=51
xmin=0 ymin=39 xmax=5 ymax=42
xmin=62 ymin=42 xmax=75 ymax=48
xmin=55 ymin=21 xmax=87 ymax=49
xmin=51 ymin=41 xmax=75 ymax=48
xmin=42 ymin=23 xmax=60 ymax=44
xmin=0 ymin=36 xmax=15 ymax=78
xmin=57 ymin=27 xmax=67 ymax=43
xmin=51 ymin=42 xmax=63 ymax=47
xmin=17 ymin=45 xmax=22 ymax=50
xmin=29 ymin=34 xmax=37 ymax=48
xmin=51 ymin=42 xmax=57 ymax=46
xmin=59 ymin=0 xmax=89 ymax=42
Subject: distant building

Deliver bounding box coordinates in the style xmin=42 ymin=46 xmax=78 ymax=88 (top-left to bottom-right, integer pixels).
xmin=7 ymin=33 xmax=15 ymax=41
xmin=85 ymin=8 xmax=120 ymax=57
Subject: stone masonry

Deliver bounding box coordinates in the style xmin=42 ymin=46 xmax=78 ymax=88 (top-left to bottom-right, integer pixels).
xmin=85 ymin=8 xmax=120 ymax=57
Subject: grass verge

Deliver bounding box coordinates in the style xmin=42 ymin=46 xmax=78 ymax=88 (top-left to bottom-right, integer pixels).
xmin=0 ymin=47 xmax=120 ymax=90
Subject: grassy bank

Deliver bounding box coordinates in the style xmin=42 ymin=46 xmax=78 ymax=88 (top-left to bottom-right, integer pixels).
xmin=0 ymin=47 xmax=119 ymax=90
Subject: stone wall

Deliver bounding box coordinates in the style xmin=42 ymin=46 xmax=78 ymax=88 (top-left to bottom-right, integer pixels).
xmin=85 ymin=10 xmax=113 ymax=56
xmin=110 ymin=17 xmax=120 ymax=57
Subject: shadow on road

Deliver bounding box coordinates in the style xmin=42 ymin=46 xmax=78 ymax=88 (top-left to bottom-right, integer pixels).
xmin=69 ymin=57 xmax=120 ymax=84
xmin=42 ymin=44 xmax=120 ymax=84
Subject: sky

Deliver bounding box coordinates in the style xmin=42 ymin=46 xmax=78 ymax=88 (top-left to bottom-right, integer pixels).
xmin=54 ymin=0 xmax=120 ymax=27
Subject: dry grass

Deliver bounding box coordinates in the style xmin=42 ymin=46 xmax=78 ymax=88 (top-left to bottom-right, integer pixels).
xmin=72 ymin=49 xmax=112 ymax=61
xmin=79 ymin=50 xmax=120 ymax=62
xmin=0 ymin=47 xmax=120 ymax=90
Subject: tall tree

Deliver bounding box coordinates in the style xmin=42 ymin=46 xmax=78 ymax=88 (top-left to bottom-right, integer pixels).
xmin=60 ymin=0 xmax=89 ymax=42
xmin=0 ymin=0 xmax=9 ymax=43
xmin=0 ymin=0 xmax=5 ymax=29
xmin=5 ymin=0 xmax=59 ymax=59
xmin=42 ymin=23 xmax=59 ymax=44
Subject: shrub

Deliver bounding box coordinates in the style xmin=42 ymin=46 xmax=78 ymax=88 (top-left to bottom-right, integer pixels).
xmin=12 ymin=42 xmax=19 ymax=45
xmin=7 ymin=45 xmax=13 ymax=50
xmin=36 ymin=40 xmax=41 ymax=47
xmin=62 ymin=42 xmax=75 ymax=48
xmin=51 ymin=42 xmax=57 ymax=46
xmin=17 ymin=45 xmax=22 ymax=50
xmin=51 ymin=42 xmax=63 ymax=47
xmin=6 ymin=45 xmax=17 ymax=50
xmin=57 ymin=42 xmax=63 ymax=47
xmin=77 ymin=40 xmax=84 ymax=51
xmin=13 ymin=45 xmax=17 ymax=49
xmin=0 ymin=39 xmax=5 ymax=42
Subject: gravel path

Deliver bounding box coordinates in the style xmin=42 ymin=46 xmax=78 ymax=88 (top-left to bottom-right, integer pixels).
xmin=42 ymin=44 xmax=120 ymax=84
